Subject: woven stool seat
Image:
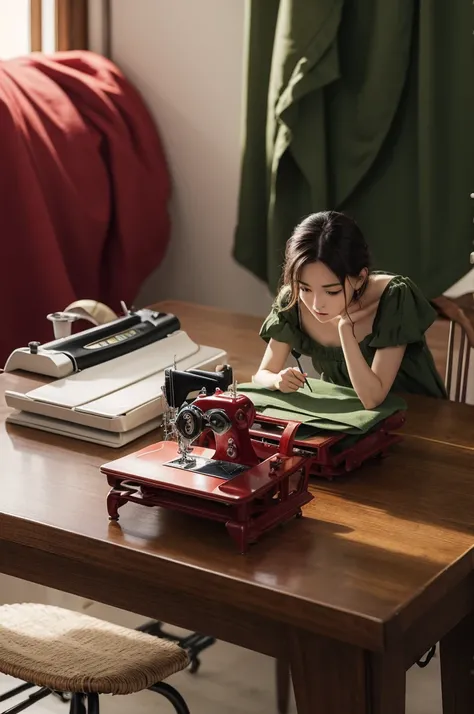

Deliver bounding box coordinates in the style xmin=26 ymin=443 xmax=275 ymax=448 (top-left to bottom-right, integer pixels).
xmin=0 ymin=603 xmax=189 ymax=695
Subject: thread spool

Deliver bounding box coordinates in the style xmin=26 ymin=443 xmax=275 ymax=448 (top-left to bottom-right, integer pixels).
xmin=47 ymin=301 xmax=118 ymax=339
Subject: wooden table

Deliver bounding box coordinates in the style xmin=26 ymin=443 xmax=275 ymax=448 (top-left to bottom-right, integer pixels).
xmin=1 ymin=301 xmax=474 ymax=714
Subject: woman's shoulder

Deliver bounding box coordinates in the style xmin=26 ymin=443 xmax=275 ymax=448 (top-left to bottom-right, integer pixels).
xmin=369 ymin=272 xmax=437 ymax=347
xmin=369 ymin=271 xmax=430 ymax=305
xmin=259 ymin=286 xmax=300 ymax=344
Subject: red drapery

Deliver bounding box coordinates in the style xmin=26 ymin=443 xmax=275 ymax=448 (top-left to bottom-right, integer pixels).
xmin=0 ymin=50 xmax=171 ymax=364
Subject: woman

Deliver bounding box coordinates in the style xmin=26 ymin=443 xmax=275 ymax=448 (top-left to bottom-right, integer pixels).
xmin=254 ymin=211 xmax=447 ymax=408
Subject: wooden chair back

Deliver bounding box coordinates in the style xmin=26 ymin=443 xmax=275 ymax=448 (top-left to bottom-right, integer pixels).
xmin=431 ymin=294 xmax=474 ymax=403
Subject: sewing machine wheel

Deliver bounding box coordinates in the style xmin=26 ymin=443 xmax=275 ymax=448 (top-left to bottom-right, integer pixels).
xmin=175 ymin=405 xmax=204 ymax=440
xmin=206 ymin=409 xmax=231 ymax=435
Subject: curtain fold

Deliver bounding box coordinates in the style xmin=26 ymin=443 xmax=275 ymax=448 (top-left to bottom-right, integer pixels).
xmin=0 ymin=51 xmax=171 ymax=365
xmin=234 ymin=0 xmax=474 ymax=298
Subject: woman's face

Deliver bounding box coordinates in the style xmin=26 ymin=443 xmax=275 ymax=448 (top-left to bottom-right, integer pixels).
xmin=297 ymin=261 xmax=361 ymax=323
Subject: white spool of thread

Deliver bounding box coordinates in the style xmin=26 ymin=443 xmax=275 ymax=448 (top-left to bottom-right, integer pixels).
xmin=47 ymin=300 xmax=118 ymax=339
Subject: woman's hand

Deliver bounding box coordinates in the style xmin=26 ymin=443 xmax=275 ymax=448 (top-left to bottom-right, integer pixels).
xmin=276 ymin=367 xmax=307 ymax=393
xmin=338 ymin=301 xmax=378 ymax=331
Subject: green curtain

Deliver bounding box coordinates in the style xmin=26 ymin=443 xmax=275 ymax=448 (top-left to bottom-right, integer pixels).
xmin=233 ymin=0 xmax=474 ymax=298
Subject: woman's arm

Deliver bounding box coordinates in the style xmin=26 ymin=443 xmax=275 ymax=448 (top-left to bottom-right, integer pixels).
xmin=253 ymin=339 xmax=306 ymax=392
xmin=338 ymin=322 xmax=406 ymax=409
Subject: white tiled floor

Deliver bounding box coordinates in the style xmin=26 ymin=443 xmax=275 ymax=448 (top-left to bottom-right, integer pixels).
xmin=0 ymin=623 xmax=442 ymax=714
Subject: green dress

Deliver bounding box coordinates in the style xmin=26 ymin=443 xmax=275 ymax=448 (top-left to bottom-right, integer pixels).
xmin=260 ymin=273 xmax=447 ymax=399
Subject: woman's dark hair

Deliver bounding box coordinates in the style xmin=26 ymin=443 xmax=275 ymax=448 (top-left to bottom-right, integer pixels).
xmin=280 ymin=211 xmax=371 ymax=310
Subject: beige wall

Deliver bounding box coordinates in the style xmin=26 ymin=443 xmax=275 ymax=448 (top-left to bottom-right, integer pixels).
xmin=108 ymin=0 xmax=273 ymax=318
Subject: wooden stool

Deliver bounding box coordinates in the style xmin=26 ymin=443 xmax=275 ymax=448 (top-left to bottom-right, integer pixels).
xmin=0 ymin=603 xmax=191 ymax=714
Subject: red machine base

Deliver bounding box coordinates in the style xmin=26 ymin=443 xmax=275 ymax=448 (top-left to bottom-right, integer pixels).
xmin=102 ymin=441 xmax=313 ymax=554
xmin=101 ymin=378 xmax=406 ymax=554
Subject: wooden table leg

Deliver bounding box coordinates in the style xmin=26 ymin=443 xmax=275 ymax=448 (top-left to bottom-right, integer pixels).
xmin=275 ymin=658 xmax=291 ymax=714
xmin=440 ymin=612 xmax=474 ymax=714
xmin=288 ymin=628 xmax=367 ymax=714
xmin=369 ymin=650 xmax=406 ymax=714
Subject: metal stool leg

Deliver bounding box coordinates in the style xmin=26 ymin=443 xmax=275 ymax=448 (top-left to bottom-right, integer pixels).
xmin=149 ymin=682 xmax=190 ymax=714
xmin=1 ymin=688 xmax=51 ymax=714
xmin=0 ymin=684 xmax=36 ymax=704
xmin=86 ymin=694 xmax=99 ymax=713
xmin=137 ymin=621 xmax=215 ymax=674
xmin=68 ymin=693 xmax=99 ymax=713
xmin=69 ymin=694 xmax=87 ymax=714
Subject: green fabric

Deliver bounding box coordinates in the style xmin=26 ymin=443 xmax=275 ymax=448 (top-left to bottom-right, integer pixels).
xmin=233 ymin=0 xmax=473 ymax=299
xmin=260 ymin=273 xmax=448 ymax=399
xmin=237 ymin=378 xmax=406 ymax=438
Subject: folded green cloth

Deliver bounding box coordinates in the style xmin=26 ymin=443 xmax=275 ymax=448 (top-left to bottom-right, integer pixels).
xmin=237 ymin=378 xmax=407 ymax=437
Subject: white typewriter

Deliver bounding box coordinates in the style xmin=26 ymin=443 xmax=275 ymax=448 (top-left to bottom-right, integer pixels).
xmin=4 ymin=302 xmax=226 ymax=447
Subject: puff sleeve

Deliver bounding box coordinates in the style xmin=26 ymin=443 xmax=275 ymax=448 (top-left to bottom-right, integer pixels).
xmin=259 ymin=288 xmax=301 ymax=347
xmin=369 ymin=276 xmax=437 ymax=349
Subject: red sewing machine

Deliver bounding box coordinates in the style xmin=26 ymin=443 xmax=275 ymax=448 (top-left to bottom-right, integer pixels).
xmin=101 ymin=366 xmax=405 ymax=552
